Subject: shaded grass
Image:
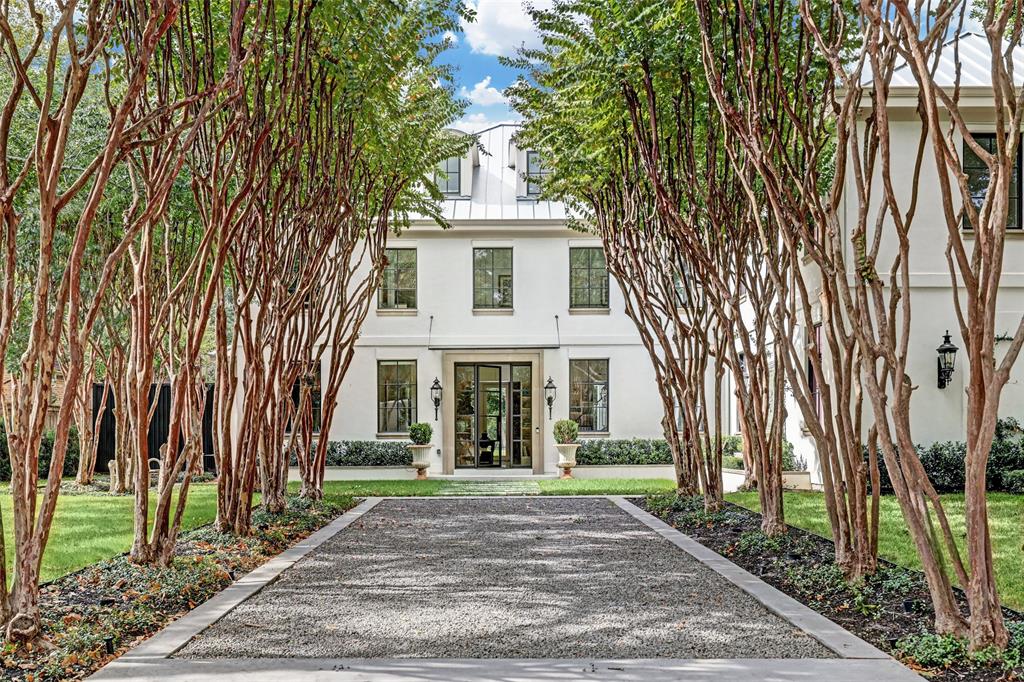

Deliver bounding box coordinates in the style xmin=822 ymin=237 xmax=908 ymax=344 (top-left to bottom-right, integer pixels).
xmin=727 ymin=490 xmax=1024 ymax=611
xmin=537 ymin=478 xmax=676 ymax=495
xmin=16 ymin=484 xmax=220 ymax=582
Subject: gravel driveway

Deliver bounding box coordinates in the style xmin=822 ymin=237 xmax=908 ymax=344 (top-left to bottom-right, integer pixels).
xmin=177 ymin=497 xmax=833 ymax=659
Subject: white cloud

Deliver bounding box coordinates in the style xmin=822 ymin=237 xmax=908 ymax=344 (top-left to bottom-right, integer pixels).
xmin=459 ymin=76 xmax=508 ymax=106
xmin=442 ymin=30 xmax=459 ymax=44
xmin=461 ymin=0 xmax=552 ymax=57
xmin=454 ymin=112 xmax=522 ymax=132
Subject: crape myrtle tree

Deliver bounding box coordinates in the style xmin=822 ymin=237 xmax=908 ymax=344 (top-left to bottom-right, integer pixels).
xmin=879 ymin=0 xmax=1023 ymax=650
xmin=510 ymin=0 xmax=792 ymax=519
xmin=213 ymin=0 xmax=468 ymax=531
xmin=0 ymin=0 xmax=202 ymax=641
xmin=699 ymin=0 xmax=1015 ymax=648
xmin=96 ymin=268 xmax=135 ymax=493
xmin=694 ymin=0 xmax=882 ymax=578
xmin=211 ymin=0 xmax=324 ymax=529
xmin=291 ymin=35 xmax=469 ymax=501
xmin=122 ymin=0 xmax=255 ymax=565
xmin=508 ymin=1 xmax=711 ymax=498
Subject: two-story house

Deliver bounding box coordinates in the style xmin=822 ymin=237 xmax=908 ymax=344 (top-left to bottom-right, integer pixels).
xmin=325 ymin=123 xmax=706 ymax=476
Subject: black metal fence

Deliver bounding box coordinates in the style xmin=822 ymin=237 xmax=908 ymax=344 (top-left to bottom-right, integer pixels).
xmin=92 ymin=384 xmax=216 ymax=473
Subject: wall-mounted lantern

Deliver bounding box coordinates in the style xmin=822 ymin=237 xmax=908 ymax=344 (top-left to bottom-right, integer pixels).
xmin=544 ymin=377 xmax=557 ymax=419
xmin=937 ymin=330 xmax=958 ymax=389
xmin=430 ymin=377 xmax=442 ymax=420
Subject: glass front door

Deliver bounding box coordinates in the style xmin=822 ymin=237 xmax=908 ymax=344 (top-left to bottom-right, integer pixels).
xmin=454 ymin=363 xmax=532 ymax=468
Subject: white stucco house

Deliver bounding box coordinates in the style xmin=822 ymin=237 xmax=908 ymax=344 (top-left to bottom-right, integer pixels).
xmin=323 ymin=124 xmax=737 ymax=477
xmin=309 ymin=41 xmax=1024 ymax=487
xmin=789 ymin=33 xmax=1024 ymax=484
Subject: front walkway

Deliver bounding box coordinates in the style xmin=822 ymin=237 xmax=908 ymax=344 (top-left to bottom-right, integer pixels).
xmin=435 ymin=480 xmax=543 ymax=495
xmin=92 ymin=497 xmax=920 ymax=681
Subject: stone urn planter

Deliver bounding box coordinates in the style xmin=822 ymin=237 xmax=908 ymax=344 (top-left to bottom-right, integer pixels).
xmin=554 ymin=443 xmax=580 ymax=479
xmin=407 ymin=423 xmax=434 ymax=480
xmin=408 ymin=444 xmax=432 ymax=480
xmin=553 ymin=419 xmax=580 ymax=479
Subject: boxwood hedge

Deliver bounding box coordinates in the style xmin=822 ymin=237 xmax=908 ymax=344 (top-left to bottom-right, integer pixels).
xmin=575 ymin=439 xmax=673 ymax=466
xmin=0 ymin=421 xmax=80 ymax=482
xmin=872 ymin=417 xmax=1024 ymax=493
xmin=324 ymin=440 xmax=412 ymax=467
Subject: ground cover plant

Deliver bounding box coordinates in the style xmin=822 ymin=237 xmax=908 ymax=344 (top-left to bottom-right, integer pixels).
xmin=642 ymin=494 xmax=1024 ymax=681
xmin=0 ymin=495 xmax=354 ymax=681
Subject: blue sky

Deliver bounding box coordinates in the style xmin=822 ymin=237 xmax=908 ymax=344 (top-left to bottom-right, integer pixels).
xmin=441 ymin=0 xmax=551 ymax=131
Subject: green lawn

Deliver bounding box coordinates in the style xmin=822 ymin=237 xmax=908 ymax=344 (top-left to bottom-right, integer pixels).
xmin=17 ymin=477 xmax=673 ymax=583
xmin=727 ymin=491 xmax=1024 ymax=611
xmin=17 ymin=484 xmax=220 ymax=582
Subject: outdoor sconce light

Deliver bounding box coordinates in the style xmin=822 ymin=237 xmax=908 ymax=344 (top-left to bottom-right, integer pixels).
xmin=544 ymin=377 xmax=557 ymax=419
xmin=936 ymin=330 xmax=959 ymax=390
xmin=430 ymin=378 xmax=442 ymax=420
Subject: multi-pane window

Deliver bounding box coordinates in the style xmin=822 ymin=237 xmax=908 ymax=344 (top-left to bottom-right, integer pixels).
xmin=377 ymin=360 xmax=417 ymax=433
xmin=963 ymin=133 xmax=1021 ymax=229
xmin=378 ymin=248 xmax=417 ymax=310
xmin=569 ymin=359 xmax=609 ymax=433
xmin=808 ymin=324 xmax=823 ymax=422
xmin=473 ymin=247 xmax=513 ymax=309
xmin=288 ymin=362 xmax=322 ymax=434
xmin=436 ymin=156 xmax=461 ymax=195
xmin=569 ymin=247 xmax=609 ymax=309
xmin=674 ymin=271 xmax=688 ymax=307
xmin=526 ymin=150 xmax=548 ymax=196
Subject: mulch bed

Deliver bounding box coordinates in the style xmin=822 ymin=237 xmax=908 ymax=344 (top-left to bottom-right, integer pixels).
xmin=636 ymin=494 xmax=1023 ymax=682
xmin=0 ymin=496 xmax=354 ymax=681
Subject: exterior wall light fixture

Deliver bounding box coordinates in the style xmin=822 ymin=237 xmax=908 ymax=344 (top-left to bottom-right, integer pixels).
xmin=544 ymin=377 xmax=557 ymax=419
xmin=430 ymin=378 xmax=442 ymax=420
xmin=937 ymin=330 xmax=958 ymax=389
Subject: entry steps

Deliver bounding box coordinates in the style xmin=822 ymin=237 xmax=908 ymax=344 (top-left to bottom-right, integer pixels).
xmin=436 ymin=480 xmax=543 ymax=496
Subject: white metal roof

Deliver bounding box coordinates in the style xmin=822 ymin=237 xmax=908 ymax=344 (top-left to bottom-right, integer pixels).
xmin=413 ymin=123 xmax=568 ymax=224
xmin=883 ymin=32 xmax=1024 ymax=88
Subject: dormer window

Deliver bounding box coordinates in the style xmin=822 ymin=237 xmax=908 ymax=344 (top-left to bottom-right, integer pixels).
xmin=436 ymin=156 xmax=461 ymax=195
xmin=526 ymin=150 xmax=547 ymax=196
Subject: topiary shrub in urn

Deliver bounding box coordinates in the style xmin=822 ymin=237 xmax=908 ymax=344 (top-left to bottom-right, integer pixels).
xmin=553 ymin=419 xmax=580 ymax=479
xmin=408 ymin=423 xmax=433 ymax=480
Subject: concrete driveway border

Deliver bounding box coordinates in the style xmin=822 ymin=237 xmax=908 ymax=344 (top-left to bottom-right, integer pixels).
xmin=608 ymin=495 xmax=890 ymax=660
xmin=95 ymin=496 xmax=383 ymax=670
xmin=91 ymin=656 xmax=921 ymax=681
xmin=92 ymin=495 xmax=921 ymax=682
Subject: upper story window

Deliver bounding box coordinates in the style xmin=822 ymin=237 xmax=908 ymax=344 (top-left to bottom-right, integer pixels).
xmin=963 ymin=133 xmax=1021 ymax=230
xmin=436 ymin=156 xmax=461 ymax=195
xmin=674 ymin=270 xmax=689 ymax=307
xmin=569 ymin=247 xmax=609 ymax=309
xmin=526 ymin=150 xmax=548 ymax=196
xmin=379 ymin=248 xmax=417 ymax=310
xmin=569 ymin=359 xmax=609 ymax=433
xmin=674 ymin=265 xmax=705 ymax=308
xmin=473 ymin=247 xmax=513 ymax=309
